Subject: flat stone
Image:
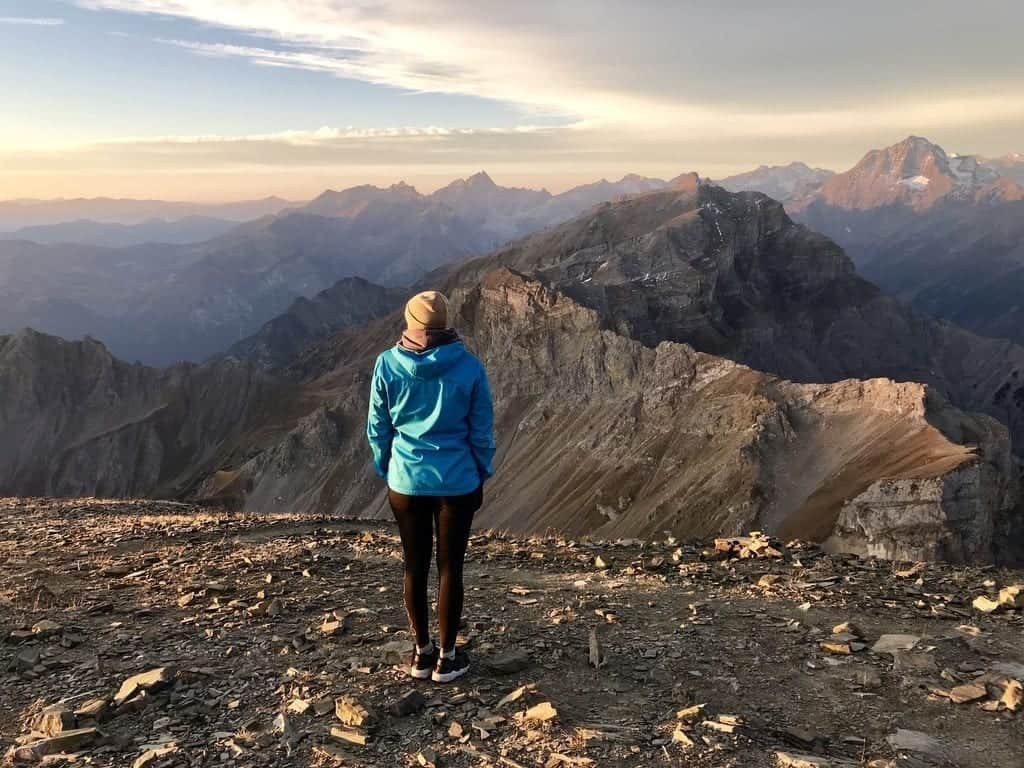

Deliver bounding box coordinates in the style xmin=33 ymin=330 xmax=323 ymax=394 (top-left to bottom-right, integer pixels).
xmin=330 ymin=726 xmax=369 ymax=746
xmin=672 ymin=727 xmax=695 ymax=747
xmin=775 ymin=752 xmax=830 ymax=768
xmin=133 ymin=743 xmax=177 ymax=768
xmin=870 ymin=634 xmax=920 ymax=655
xmin=676 ymin=704 xmax=705 ymax=722
xmin=832 ymin=622 xmax=863 ymax=638
xmin=947 ymin=681 xmax=987 ymax=704
xmin=113 ymin=667 xmax=176 ymax=705
xmin=378 ymin=639 xmax=414 ymax=665
xmin=973 ymin=595 xmax=1003 ymax=613
xmin=523 ymin=701 xmax=558 ymax=722
xmin=486 ymin=649 xmax=530 ymax=674
xmin=9 ymin=728 xmax=100 ymax=762
xmin=74 ymin=698 xmax=109 ymax=722
xmin=887 ymin=729 xmax=946 ymax=759
xmin=390 ymin=689 xmax=426 ymax=717
xmin=31 ymin=620 xmax=62 ymax=637
xmin=855 ymin=668 xmax=883 ymax=689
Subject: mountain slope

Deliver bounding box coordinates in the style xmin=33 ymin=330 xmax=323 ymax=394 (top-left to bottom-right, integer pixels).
xmin=227 ymin=268 xmax=1020 ymax=563
xmin=434 ymin=181 xmax=1024 ymax=456
xmin=0 ymin=328 xmax=293 ymax=498
xmin=224 ymin=277 xmax=405 ymax=370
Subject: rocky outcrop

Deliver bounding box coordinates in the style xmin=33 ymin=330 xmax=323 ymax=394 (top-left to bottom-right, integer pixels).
xmin=222 ymin=269 xmax=1020 ymax=561
xmin=436 ymin=181 xmax=1024 ymax=457
xmin=0 ymin=328 xmax=291 ymax=497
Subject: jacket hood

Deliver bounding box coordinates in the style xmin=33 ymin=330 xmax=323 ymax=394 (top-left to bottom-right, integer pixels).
xmin=391 ymin=340 xmax=467 ymax=379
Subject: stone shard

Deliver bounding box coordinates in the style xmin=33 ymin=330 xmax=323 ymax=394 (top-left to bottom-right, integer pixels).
xmin=887 ymin=729 xmax=947 ymax=759
xmin=8 ymin=727 xmax=100 ymax=763
xmin=113 ymin=666 xmax=176 ymax=705
xmin=523 ymin=702 xmax=558 ymax=723
xmin=487 ymin=649 xmax=531 ymax=675
xmin=870 ymin=634 xmax=920 ymax=655
xmin=335 ymin=696 xmax=375 ymax=728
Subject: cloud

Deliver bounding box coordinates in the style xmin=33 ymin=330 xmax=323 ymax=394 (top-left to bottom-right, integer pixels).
xmin=74 ymin=1 xmax=1024 ymax=142
xmin=0 ymin=16 xmax=65 ymax=25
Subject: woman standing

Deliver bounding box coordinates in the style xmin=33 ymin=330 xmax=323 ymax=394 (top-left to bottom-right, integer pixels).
xmin=366 ymin=290 xmax=495 ymax=683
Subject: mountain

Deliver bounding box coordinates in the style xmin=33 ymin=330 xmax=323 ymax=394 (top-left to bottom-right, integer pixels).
xmin=0 ymin=196 xmax=296 ymax=230
xmin=716 ymin=162 xmax=833 ymax=201
xmin=0 ymin=215 xmax=241 ymax=247
xmin=0 ymin=328 xmax=291 ymax=498
xmin=792 ymin=136 xmax=1018 ymax=213
xmin=0 ymin=173 xmax=681 ymax=365
xmin=205 ymin=181 xmax=1024 ymax=562
xmin=6 ymin=182 xmax=1024 ymax=560
xmin=790 ymin=136 xmax=1024 ymax=345
xmin=982 ymin=152 xmax=1024 ymax=185
xmin=224 ymin=277 xmax=405 ymax=369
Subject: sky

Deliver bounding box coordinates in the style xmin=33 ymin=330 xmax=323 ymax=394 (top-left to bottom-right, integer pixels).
xmin=1 ymin=0 xmax=1023 ymax=201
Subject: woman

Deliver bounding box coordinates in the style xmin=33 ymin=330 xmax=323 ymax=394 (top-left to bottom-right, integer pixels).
xmin=366 ymin=290 xmax=495 ymax=683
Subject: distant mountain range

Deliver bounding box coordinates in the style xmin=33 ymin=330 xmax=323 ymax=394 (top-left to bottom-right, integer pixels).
xmin=4 ymin=137 xmax=1022 ymax=366
xmin=0 ymin=215 xmax=241 ymax=247
xmin=0 ymin=196 xmax=296 ymax=230
xmin=0 ymin=172 xmax=676 ymax=364
xmin=715 ymin=162 xmax=834 ymax=201
xmin=6 ymin=182 xmax=1021 ymax=561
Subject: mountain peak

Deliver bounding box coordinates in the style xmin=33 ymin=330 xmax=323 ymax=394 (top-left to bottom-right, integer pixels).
xmin=465 ymin=170 xmax=496 ymax=187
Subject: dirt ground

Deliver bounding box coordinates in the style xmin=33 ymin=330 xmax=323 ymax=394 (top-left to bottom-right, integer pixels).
xmin=1 ymin=498 xmax=1022 ymax=767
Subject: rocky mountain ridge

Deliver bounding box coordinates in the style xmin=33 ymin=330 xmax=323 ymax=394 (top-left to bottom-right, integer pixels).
xmin=227 ymin=263 xmax=1022 ymax=563
xmin=0 ymin=328 xmax=292 ymax=499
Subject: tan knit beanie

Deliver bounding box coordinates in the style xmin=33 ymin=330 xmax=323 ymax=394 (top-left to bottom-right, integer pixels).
xmin=404 ymin=290 xmax=450 ymax=330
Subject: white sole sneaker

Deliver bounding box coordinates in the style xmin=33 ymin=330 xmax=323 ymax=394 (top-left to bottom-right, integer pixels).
xmin=432 ymin=657 xmax=470 ymax=683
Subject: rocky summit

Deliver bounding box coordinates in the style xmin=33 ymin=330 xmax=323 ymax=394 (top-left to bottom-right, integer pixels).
xmin=0 ymin=498 xmax=1022 ymax=767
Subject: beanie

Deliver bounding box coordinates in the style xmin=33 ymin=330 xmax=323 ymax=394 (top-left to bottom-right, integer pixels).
xmin=404 ymin=290 xmax=450 ymax=330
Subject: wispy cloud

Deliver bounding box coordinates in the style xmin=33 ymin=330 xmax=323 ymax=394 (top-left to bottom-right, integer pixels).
xmin=0 ymin=16 xmax=65 ymax=25
xmin=75 ymin=1 xmax=1024 ymax=140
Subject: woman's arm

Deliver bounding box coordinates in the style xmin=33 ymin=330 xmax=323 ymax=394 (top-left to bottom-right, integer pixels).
xmin=468 ymin=365 xmax=496 ymax=481
xmin=366 ymin=356 xmax=395 ymax=479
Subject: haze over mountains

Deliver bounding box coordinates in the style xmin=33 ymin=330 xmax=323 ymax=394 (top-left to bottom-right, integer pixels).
xmin=5 ymin=179 xmax=1023 ymax=562
xmin=0 ymin=172 xmax=684 ymax=365
xmin=0 ymin=216 xmax=243 ymax=248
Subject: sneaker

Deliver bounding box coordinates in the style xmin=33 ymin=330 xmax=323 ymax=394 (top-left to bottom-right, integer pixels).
xmin=432 ymin=648 xmax=470 ymax=683
xmin=409 ymin=645 xmax=438 ymax=680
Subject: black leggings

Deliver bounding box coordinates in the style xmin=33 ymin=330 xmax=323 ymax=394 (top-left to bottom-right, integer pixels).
xmin=389 ymin=486 xmax=481 ymax=651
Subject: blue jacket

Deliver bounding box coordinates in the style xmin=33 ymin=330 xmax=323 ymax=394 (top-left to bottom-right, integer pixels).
xmin=367 ymin=340 xmax=495 ymax=496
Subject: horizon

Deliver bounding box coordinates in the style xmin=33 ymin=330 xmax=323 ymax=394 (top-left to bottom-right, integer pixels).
xmin=2 ymin=1 xmax=1023 ymax=201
